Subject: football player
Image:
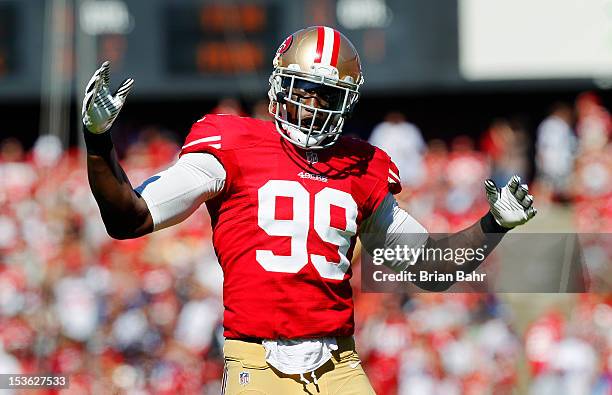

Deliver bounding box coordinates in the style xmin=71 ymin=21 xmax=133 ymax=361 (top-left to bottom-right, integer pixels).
xmin=82 ymin=26 xmax=536 ymax=394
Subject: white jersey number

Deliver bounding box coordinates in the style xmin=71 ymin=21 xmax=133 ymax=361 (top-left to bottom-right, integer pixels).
xmin=256 ymin=180 xmax=358 ymax=280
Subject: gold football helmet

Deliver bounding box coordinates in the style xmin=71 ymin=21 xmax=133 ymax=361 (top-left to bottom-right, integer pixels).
xmin=268 ymin=26 xmax=364 ymax=149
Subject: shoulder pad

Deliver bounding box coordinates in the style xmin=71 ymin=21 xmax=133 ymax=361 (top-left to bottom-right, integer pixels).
xmin=180 ymin=114 xmax=268 ymax=156
xmin=337 ymin=136 xmax=402 ymax=195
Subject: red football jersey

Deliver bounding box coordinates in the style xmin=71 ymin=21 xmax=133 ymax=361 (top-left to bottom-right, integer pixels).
xmin=180 ymin=114 xmax=401 ymax=339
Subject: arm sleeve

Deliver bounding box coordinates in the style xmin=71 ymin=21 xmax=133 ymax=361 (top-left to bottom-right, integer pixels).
xmin=359 ymin=193 xmax=429 ymax=272
xmin=135 ymin=152 xmax=226 ymax=231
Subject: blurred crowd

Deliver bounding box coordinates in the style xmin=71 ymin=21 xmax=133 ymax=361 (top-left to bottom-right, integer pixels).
xmin=355 ymin=293 xmax=520 ymax=395
xmin=368 ymin=91 xmax=612 ymax=234
xmin=0 ymin=92 xmax=610 ymax=394
xmin=524 ymin=295 xmax=612 ymax=395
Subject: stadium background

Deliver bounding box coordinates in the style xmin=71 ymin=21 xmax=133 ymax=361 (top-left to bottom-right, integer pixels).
xmin=0 ymin=0 xmax=611 ymax=394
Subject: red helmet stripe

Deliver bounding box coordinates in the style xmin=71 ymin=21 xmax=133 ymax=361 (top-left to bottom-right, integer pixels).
xmin=315 ymin=26 xmax=325 ymax=63
xmin=330 ymin=29 xmax=341 ymax=67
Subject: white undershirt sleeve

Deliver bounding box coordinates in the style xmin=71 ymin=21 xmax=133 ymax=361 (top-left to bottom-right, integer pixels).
xmin=359 ymin=193 xmax=429 ymax=272
xmin=135 ymin=152 xmax=226 ymax=231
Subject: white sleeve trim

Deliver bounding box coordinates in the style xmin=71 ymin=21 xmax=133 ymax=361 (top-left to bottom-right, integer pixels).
xmin=135 ymin=153 xmax=226 ymax=231
xmin=359 ymin=193 xmax=429 ymax=272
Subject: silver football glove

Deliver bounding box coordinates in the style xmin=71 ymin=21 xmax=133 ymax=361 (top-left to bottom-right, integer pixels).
xmin=485 ymin=175 xmax=537 ymax=229
xmin=81 ymin=61 xmax=134 ymax=134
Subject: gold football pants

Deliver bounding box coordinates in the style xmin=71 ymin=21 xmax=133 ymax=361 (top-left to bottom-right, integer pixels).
xmin=222 ymin=337 xmax=376 ymax=395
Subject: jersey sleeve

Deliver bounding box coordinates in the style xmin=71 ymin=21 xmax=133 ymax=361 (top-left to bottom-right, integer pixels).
xmin=362 ymin=148 xmax=403 ymax=221
xmin=387 ymin=159 xmax=402 ymax=195
xmin=179 ymin=114 xmax=237 ymax=194
xmin=181 ymin=115 xmax=225 ymax=157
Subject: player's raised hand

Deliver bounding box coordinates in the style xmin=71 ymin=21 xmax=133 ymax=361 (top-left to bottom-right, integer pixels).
xmin=82 ymin=61 xmax=134 ymax=134
xmin=484 ymin=175 xmax=536 ymax=229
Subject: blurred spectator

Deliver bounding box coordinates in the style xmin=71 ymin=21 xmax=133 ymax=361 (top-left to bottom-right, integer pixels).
xmin=368 ymin=112 xmax=426 ymax=188
xmin=251 ymin=98 xmax=272 ymax=120
xmin=32 ymin=135 xmax=63 ymax=168
xmin=575 ymin=92 xmax=610 ymax=153
xmin=482 ymin=118 xmax=530 ymax=187
xmin=0 ymin=138 xmax=25 ymax=162
xmin=569 ymin=94 xmax=612 ymax=231
xmin=210 ymin=97 xmax=247 ymax=116
xmin=443 ymin=136 xmax=490 ymax=231
xmin=535 ymin=103 xmax=576 ymax=199
xmin=0 ymin=138 xmax=37 ymax=205
xmin=447 ymin=136 xmax=488 ymax=188
xmin=401 ymin=139 xmax=452 ymax=232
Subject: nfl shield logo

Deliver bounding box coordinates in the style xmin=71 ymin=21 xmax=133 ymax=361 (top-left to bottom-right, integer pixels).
xmin=239 ymin=371 xmax=250 ymax=386
xmin=306 ymin=151 xmax=318 ymax=164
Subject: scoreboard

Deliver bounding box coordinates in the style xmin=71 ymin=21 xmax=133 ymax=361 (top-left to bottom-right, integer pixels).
xmin=0 ymin=0 xmax=463 ymax=98
xmin=0 ymin=0 xmax=602 ymax=98
xmin=165 ymin=2 xmax=279 ymax=76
